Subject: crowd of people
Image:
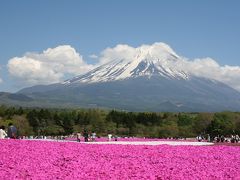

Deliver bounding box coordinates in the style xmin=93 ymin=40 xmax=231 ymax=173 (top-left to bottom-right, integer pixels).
xmin=75 ymin=129 xmax=117 ymax=142
xmin=75 ymin=129 xmax=97 ymax=142
xmin=1 ymin=123 xmax=239 ymax=145
xmin=0 ymin=123 xmax=18 ymax=139
xmin=0 ymin=124 xmax=119 ymax=142
xmin=196 ymin=134 xmax=240 ymax=143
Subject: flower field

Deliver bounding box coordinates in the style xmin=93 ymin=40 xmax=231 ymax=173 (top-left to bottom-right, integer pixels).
xmin=0 ymin=140 xmax=239 ymax=179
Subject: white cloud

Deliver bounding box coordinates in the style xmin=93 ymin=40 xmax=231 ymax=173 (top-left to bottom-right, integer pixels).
xmin=89 ymin=54 xmax=98 ymax=59
xmin=97 ymin=43 xmax=240 ymax=91
xmin=8 ymin=45 xmax=93 ymax=86
xmin=7 ymin=42 xmax=240 ymax=91
xmin=181 ymin=58 xmax=240 ymax=91
xmin=99 ymin=44 xmax=137 ymax=64
xmin=99 ymin=42 xmax=179 ymax=65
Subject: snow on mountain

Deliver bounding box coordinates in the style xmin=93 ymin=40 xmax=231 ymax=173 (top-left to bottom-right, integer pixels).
xmin=15 ymin=42 xmax=240 ymax=112
xmin=63 ymin=43 xmax=189 ymax=84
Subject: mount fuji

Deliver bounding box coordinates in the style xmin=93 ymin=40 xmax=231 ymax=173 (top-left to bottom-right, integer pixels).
xmin=65 ymin=43 xmax=188 ymax=84
xmin=12 ymin=43 xmax=240 ymax=112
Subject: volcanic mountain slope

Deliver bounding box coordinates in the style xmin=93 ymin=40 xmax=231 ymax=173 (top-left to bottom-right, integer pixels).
xmin=63 ymin=43 xmax=188 ymax=84
xmin=17 ymin=43 xmax=240 ymax=112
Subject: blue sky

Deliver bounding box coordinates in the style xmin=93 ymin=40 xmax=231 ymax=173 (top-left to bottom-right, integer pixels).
xmin=0 ymin=0 xmax=240 ymax=92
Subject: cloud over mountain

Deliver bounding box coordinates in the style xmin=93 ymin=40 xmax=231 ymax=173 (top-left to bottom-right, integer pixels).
xmin=7 ymin=45 xmax=93 ymax=86
xmin=7 ymin=43 xmax=240 ymax=91
xmin=180 ymin=58 xmax=240 ymax=91
xmin=99 ymin=43 xmax=178 ymax=65
xmin=98 ymin=43 xmax=240 ymax=91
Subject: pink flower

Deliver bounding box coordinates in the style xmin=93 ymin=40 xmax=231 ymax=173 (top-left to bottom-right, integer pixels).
xmin=0 ymin=139 xmax=239 ymax=179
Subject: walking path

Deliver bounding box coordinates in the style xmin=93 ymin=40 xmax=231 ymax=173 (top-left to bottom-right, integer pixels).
xmin=24 ymin=139 xmax=214 ymax=146
xmin=85 ymin=141 xmax=214 ymax=146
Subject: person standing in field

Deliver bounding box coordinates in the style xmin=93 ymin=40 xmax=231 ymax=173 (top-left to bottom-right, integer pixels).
xmin=108 ymin=134 xmax=112 ymax=141
xmin=77 ymin=132 xmax=81 ymax=142
xmin=0 ymin=126 xmax=7 ymax=139
xmin=207 ymin=134 xmax=211 ymax=142
xmin=83 ymin=129 xmax=88 ymax=142
xmin=92 ymin=131 xmax=96 ymax=142
xmin=7 ymin=123 xmax=18 ymax=139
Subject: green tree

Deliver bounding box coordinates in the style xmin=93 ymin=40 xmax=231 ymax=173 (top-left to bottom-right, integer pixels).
xmin=193 ymin=113 xmax=213 ymax=135
xmin=27 ymin=110 xmax=39 ymax=134
xmin=207 ymin=113 xmax=234 ymax=136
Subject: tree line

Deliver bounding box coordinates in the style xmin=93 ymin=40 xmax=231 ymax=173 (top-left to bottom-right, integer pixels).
xmin=0 ymin=105 xmax=240 ymax=138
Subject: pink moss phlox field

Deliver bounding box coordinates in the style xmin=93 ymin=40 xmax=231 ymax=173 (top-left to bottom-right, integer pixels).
xmin=0 ymin=140 xmax=239 ymax=179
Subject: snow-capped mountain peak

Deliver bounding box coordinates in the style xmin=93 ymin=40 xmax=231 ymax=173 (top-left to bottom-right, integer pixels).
xmin=63 ymin=43 xmax=189 ymax=84
xmin=17 ymin=42 xmax=240 ymax=112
